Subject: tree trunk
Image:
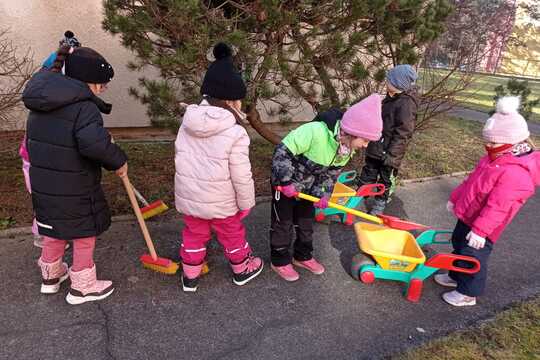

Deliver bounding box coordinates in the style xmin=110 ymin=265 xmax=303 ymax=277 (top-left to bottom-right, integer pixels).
xmin=246 ymin=104 xmax=282 ymax=145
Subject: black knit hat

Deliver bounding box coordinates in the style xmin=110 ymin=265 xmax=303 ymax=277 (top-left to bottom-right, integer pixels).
xmin=65 ymin=47 xmax=114 ymax=84
xmin=200 ymin=43 xmax=246 ymax=100
xmin=60 ymin=30 xmax=81 ymax=48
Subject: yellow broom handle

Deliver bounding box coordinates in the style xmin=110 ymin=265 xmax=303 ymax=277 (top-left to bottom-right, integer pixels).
xmin=296 ymin=192 xmax=383 ymax=225
xmin=121 ymin=175 xmax=158 ymax=260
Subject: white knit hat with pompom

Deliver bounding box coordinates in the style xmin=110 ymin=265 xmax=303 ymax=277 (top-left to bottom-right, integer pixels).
xmin=482 ymin=96 xmax=530 ymax=144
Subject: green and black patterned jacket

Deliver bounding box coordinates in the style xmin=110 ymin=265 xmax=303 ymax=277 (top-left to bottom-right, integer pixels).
xmin=271 ymin=109 xmax=354 ymax=198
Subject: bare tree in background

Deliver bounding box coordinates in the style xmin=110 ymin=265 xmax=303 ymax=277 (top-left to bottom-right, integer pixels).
xmin=418 ymin=0 xmax=518 ymax=130
xmin=0 ymin=29 xmax=35 ymax=154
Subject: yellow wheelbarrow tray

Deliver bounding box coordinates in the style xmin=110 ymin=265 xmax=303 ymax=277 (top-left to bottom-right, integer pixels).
xmin=354 ymin=222 xmax=426 ymax=272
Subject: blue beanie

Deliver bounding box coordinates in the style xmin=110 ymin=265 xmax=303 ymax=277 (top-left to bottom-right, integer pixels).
xmin=386 ymin=65 xmax=418 ymax=92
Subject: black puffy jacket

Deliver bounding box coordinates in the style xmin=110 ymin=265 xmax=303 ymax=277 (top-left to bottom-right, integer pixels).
xmin=365 ymin=91 xmax=418 ymax=168
xmin=22 ymin=70 xmax=127 ymax=240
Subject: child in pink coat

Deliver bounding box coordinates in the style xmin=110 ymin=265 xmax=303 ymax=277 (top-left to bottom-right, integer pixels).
xmin=435 ymin=96 xmax=540 ymax=306
xmin=19 ymin=136 xmax=41 ymax=246
xmin=174 ymin=43 xmax=263 ymax=292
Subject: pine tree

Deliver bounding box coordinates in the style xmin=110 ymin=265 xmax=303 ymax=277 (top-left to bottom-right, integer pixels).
xmin=103 ymin=0 xmax=453 ymax=143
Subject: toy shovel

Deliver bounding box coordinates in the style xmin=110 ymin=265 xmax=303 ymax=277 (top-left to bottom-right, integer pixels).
xmin=276 ymin=186 xmax=429 ymax=231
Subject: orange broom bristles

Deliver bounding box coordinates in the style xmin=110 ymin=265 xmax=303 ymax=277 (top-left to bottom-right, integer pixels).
xmin=139 ymin=254 xmax=210 ymax=275
xmin=141 ymin=201 xmax=169 ymax=220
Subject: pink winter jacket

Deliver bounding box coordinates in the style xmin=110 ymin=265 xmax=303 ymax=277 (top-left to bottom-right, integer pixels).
xmin=450 ymin=151 xmax=540 ymax=242
xmin=174 ymin=101 xmax=255 ymax=220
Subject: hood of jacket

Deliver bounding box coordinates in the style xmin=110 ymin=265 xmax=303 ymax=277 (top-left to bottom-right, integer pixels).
xmin=23 ymin=70 xmax=111 ymax=113
xmin=181 ymin=102 xmax=237 ymax=138
xmin=498 ymin=150 xmax=540 ymax=186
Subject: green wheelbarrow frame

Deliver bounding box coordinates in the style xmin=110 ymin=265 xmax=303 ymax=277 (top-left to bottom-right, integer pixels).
xmin=351 ymin=229 xmax=481 ymax=302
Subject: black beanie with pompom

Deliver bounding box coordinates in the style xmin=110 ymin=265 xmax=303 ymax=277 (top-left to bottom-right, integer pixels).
xmin=200 ymin=42 xmax=246 ymax=100
xmin=65 ymin=47 xmax=114 ymax=84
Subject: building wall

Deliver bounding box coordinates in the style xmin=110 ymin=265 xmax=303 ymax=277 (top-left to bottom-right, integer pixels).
xmin=1 ymin=0 xmax=153 ymax=128
xmin=499 ymin=1 xmax=540 ymax=77
xmin=0 ymin=0 xmax=316 ymax=130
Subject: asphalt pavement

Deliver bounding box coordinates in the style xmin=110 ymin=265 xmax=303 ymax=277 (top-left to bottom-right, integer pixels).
xmin=1 ymin=176 xmax=539 ymax=360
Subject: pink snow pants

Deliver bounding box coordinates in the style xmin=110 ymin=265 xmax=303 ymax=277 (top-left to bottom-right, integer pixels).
xmin=41 ymin=236 xmax=96 ymax=271
xmin=180 ymin=214 xmax=251 ymax=266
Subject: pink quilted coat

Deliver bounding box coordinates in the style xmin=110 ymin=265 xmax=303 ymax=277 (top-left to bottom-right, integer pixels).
xmin=450 ymin=151 xmax=540 ymax=242
xmin=174 ymin=101 xmax=255 ymax=220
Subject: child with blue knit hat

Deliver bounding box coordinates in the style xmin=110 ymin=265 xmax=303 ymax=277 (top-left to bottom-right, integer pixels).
xmin=356 ymin=64 xmax=419 ymax=215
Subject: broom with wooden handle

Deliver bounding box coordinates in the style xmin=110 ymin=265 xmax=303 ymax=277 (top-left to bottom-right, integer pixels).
xmin=121 ymin=175 xmax=179 ymax=274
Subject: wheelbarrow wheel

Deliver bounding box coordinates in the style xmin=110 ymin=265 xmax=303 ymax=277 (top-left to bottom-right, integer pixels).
xmin=350 ymin=253 xmax=375 ymax=281
xmin=315 ymin=212 xmax=325 ymax=222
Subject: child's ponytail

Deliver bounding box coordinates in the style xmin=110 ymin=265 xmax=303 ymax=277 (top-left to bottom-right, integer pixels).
xmin=50 ymin=45 xmax=72 ymax=73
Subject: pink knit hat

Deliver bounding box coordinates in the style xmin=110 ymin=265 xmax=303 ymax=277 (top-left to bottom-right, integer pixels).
xmin=341 ymin=94 xmax=383 ymax=141
xmin=483 ymin=96 xmax=530 ymax=144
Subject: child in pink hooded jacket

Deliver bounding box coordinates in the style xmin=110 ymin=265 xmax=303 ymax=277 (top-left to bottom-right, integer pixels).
xmin=19 ymin=136 xmax=41 ymax=245
xmin=174 ymin=43 xmax=263 ymax=292
xmin=435 ymin=96 xmax=539 ymax=306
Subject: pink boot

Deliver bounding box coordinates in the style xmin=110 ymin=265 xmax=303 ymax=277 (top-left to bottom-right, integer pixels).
xmin=293 ymin=258 xmax=325 ymax=275
xmin=38 ymin=257 xmax=69 ymax=294
xmin=65 ymin=265 xmax=114 ymax=305
xmin=230 ymin=256 xmax=264 ymax=286
xmin=182 ymin=263 xmax=203 ymax=292
xmin=271 ymin=264 xmax=300 ymax=282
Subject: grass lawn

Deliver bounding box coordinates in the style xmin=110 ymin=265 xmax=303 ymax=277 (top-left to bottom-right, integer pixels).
xmin=397 ymin=297 xmax=540 ymax=360
xmin=419 ymin=70 xmax=540 ymax=123
xmin=1 ymin=117 xmax=538 ymax=229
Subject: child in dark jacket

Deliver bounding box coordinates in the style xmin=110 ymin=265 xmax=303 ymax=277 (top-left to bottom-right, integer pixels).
xmin=270 ymin=94 xmax=383 ymax=281
xmin=357 ymin=64 xmax=418 ymax=215
xmin=23 ymin=44 xmax=127 ymax=305
xmin=435 ymin=97 xmax=539 ymax=306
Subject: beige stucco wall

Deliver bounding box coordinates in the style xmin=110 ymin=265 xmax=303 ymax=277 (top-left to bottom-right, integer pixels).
xmin=1 ymin=0 xmax=156 ymax=128
xmin=1 ymin=0 xmax=316 ymax=130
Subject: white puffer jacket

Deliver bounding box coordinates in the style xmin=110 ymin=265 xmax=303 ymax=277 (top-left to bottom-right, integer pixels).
xmin=174 ymin=101 xmax=255 ymax=219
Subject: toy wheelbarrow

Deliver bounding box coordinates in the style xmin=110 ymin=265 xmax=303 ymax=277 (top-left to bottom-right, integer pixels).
xmin=314 ymin=171 xmax=385 ymax=226
xmin=350 ymin=223 xmax=481 ymax=302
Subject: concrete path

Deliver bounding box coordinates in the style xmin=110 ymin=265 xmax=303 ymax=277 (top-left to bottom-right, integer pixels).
xmin=1 ymin=177 xmax=539 ymax=360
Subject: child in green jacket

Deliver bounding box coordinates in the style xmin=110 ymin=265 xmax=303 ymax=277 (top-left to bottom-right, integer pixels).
xmin=270 ymin=94 xmax=383 ymax=281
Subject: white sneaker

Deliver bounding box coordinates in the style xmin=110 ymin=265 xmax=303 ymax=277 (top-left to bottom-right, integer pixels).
xmin=434 ymin=273 xmax=457 ymax=288
xmin=442 ymin=290 xmax=476 ymax=307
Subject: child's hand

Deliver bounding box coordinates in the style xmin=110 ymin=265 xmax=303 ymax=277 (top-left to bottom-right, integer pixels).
xmin=466 ymin=231 xmax=485 ymax=249
xmin=238 ymin=209 xmax=251 ymax=220
xmin=116 ymin=162 xmax=128 ymax=178
xmin=314 ymin=195 xmax=330 ymax=209
xmin=279 ymin=184 xmax=298 ymax=198
xmin=446 ymin=201 xmax=454 ymax=213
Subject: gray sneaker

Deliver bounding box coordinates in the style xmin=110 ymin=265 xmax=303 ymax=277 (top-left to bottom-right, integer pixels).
xmin=434 ymin=273 xmax=457 ymax=288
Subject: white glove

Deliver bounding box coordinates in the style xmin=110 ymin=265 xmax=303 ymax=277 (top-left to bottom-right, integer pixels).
xmin=446 ymin=201 xmax=454 ymax=213
xmin=466 ymin=231 xmax=486 ymax=250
